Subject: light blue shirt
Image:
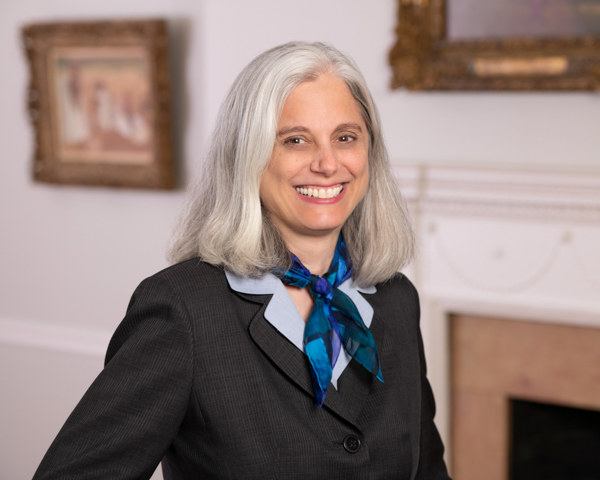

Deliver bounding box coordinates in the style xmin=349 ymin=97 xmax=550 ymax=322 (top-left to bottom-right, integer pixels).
xmin=225 ymin=270 xmax=376 ymax=390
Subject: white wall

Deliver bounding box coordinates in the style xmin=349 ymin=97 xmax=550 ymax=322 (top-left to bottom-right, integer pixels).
xmin=1 ymin=0 xmax=599 ymax=478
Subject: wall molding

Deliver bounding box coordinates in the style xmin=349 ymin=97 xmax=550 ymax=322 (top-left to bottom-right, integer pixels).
xmin=0 ymin=318 xmax=111 ymax=357
xmin=393 ymin=162 xmax=600 ymax=222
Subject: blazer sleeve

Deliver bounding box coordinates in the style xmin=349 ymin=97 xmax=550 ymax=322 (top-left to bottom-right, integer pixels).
xmin=33 ymin=275 xmax=194 ymax=480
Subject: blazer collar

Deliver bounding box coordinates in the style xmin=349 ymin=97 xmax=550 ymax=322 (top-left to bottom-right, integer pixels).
xmin=225 ymin=270 xmax=376 ymax=295
xmin=225 ymin=270 xmax=376 ymax=332
xmin=225 ymin=270 xmax=376 ymax=388
xmin=226 ymin=270 xmax=381 ymax=428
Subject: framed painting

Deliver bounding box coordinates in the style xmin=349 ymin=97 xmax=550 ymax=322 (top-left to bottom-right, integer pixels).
xmin=389 ymin=0 xmax=600 ymax=90
xmin=22 ymin=20 xmax=175 ymax=189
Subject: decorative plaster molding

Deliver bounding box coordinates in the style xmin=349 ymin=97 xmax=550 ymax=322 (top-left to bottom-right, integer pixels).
xmin=0 ymin=318 xmax=110 ymax=357
xmin=393 ymin=163 xmax=600 ymax=222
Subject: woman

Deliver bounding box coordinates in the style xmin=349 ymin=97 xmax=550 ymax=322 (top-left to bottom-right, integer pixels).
xmin=33 ymin=42 xmax=450 ymax=479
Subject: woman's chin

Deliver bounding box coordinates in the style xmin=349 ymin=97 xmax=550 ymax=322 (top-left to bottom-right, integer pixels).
xmin=294 ymin=221 xmax=346 ymax=238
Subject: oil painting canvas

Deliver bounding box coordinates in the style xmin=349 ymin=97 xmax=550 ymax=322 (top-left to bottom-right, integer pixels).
xmin=50 ymin=46 xmax=154 ymax=166
xmin=448 ymin=0 xmax=600 ymax=40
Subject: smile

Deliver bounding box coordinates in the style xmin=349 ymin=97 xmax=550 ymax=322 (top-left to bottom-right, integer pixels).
xmin=295 ymin=185 xmax=344 ymax=199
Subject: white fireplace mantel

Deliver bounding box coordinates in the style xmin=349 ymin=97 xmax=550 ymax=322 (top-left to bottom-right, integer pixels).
xmin=393 ymin=161 xmax=600 ymax=464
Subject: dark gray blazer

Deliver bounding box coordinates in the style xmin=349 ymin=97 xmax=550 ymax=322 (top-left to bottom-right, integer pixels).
xmin=33 ymin=259 xmax=450 ymax=480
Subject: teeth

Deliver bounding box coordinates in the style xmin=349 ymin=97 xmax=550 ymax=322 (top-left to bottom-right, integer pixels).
xmin=295 ymin=185 xmax=343 ymax=199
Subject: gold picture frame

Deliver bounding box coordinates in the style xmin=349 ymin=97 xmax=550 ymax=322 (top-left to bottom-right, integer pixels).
xmin=22 ymin=19 xmax=175 ymax=189
xmin=389 ymin=0 xmax=600 ymax=91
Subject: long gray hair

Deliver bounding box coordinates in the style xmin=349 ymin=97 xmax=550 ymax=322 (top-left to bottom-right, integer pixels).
xmin=167 ymin=42 xmax=414 ymax=287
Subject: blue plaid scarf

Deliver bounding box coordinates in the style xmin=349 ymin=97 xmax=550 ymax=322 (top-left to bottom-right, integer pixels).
xmin=279 ymin=235 xmax=383 ymax=407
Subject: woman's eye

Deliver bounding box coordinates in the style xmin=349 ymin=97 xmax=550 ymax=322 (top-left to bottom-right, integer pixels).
xmin=338 ymin=135 xmax=355 ymax=143
xmin=285 ymin=137 xmax=305 ymax=145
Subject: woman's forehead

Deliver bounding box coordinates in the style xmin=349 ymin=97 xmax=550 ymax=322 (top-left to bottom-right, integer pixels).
xmin=277 ymin=75 xmax=365 ymax=130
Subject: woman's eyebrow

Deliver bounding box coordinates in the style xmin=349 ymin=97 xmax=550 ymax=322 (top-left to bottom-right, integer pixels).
xmin=277 ymin=126 xmax=310 ymax=137
xmin=278 ymin=123 xmax=363 ymax=137
xmin=335 ymin=123 xmax=362 ymax=133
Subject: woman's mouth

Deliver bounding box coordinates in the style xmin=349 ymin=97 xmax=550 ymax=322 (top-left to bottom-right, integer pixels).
xmin=294 ymin=184 xmax=344 ymax=199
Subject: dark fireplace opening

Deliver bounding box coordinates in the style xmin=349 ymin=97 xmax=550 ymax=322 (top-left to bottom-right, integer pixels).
xmin=509 ymin=398 xmax=600 ymax=480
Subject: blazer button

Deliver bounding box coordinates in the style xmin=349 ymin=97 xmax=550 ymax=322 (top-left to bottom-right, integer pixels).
xmin=343 ymin=435 xmax=361 ymax=453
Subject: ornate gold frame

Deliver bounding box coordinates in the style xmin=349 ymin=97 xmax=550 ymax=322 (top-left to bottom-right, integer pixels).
xmin=389 ymin=0 xmax=600 ymax=91
xmin=22 ymin=20 xmax=175 ymax=189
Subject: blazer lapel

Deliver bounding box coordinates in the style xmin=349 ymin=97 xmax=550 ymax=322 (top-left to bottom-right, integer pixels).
xmin=324 ymin=311 xmax=386 ymax=424
xmin=246 ymin=294 xmax=316 ymax=399
xmin=244 ymin=290 xmax=386 ymax=429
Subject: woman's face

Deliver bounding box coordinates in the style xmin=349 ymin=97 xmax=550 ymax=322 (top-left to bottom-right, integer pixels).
xmin=260 ymin=75 xmax=369 ymax=244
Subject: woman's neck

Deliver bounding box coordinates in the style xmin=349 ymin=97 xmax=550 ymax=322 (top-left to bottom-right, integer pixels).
xmin=282 ymin=230 xmax=341 ymax=276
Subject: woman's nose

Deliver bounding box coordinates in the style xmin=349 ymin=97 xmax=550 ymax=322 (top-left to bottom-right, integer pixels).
xmin=311 ymin=145 xmax=339 ymax=176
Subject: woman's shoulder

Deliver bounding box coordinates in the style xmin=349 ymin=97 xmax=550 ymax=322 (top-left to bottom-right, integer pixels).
xmin=368 ymin=273 xmax=420 ymax=323
xmin=142 ymin=258 xmax=227 ymax=290
xmin=109 ymin=260 xmax=235 ymax=358
xmin=129 ymin=258 xmax=234 ymax=311
xmin=152 ymin=257 xmax=223 ymax=278
xmin=373 ymin=272 xmax=418 ymax=300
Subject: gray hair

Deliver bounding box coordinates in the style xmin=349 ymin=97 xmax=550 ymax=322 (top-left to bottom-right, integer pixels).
xmin=167 ymin=42 xmax=414 ymax=287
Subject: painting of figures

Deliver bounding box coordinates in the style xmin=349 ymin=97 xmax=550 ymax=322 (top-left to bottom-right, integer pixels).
xmin=22 ymin=20 xmax=173 ymax=188
xmin=448 ymin=0 xmax=600 ymax=40
xmin=49 ymin=46 xmax=154 ymax=165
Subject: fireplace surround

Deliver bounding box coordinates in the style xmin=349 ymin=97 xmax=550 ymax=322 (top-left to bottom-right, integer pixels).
xmin=394 ymin=162 xmax=600 ymax=478
xmin=451 ymin=314 xmax=600 ymax=480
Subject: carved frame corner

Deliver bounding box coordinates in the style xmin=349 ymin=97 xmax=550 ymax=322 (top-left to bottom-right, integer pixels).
xmin=389 ymin=0 xmax=600 ymax=91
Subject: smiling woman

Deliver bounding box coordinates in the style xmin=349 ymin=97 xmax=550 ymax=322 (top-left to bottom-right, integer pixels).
xmin=33 ymin=42 xmax=451 ymax=480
